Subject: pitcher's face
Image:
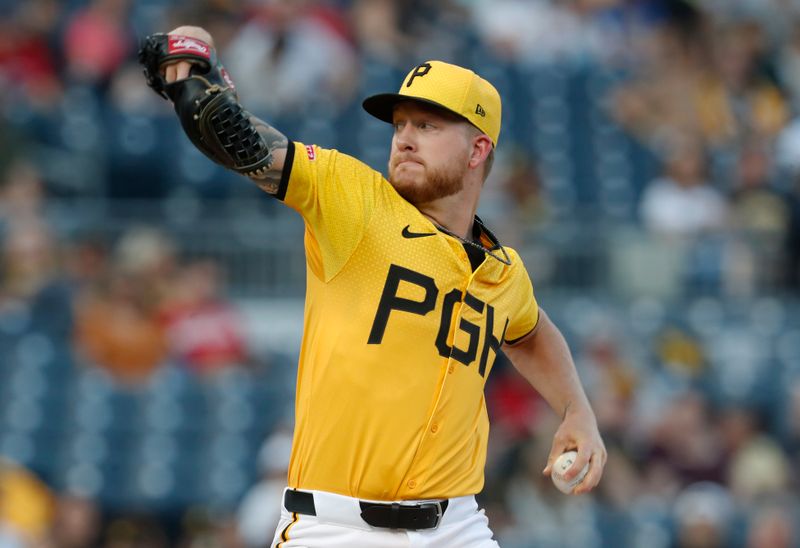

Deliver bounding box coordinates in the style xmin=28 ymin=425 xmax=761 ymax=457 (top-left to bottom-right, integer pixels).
xmin=388 ymin=102 xmax=472 ymax=205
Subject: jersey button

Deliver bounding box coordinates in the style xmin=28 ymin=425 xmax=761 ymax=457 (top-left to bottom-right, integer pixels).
xmin=447 ymin=364 xmax=455 ymax=374
xmin=407 ymin=479 xmax=417 ymax=489
xmin=431 ymin=424 xmax=439 ymax=434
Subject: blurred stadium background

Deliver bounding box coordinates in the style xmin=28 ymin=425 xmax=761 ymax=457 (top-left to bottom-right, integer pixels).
xmin=1 ymin=0 xmax=800 ymax=546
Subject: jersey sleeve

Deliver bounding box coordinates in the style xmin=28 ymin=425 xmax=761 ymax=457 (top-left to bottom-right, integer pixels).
xmin=276 ymin=141 xmax=384 ymax=281
xmin=503 ymin=252 xmax=540 ymax=344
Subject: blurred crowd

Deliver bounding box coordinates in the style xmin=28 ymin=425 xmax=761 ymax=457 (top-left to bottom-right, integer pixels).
xmin=1 ymin=0 xmax=800 ymax=547
xmin=0 ymin=159 xmax=255 ymax=382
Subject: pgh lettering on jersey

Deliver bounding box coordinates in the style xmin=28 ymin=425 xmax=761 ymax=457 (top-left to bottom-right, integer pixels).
xmin=275 ymin=142 xmax=539 ymax=501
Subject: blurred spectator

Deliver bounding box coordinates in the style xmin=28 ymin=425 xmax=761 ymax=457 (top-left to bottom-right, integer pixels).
xmin=655 ymin=326 xmax=706 ymax=377
xmin=704 ymin=0 xmax=800 ymax=39
xmin=352 ymin=0 xmax=469 ymax=66
xmin=483 ymin=361 xmax=548 ymax=502
xmin=0 ymin=458 xmax=55 ymax=547
xmin=502 ymin=153 xmax=547 ymax=218
xmin=578 ymin=332 xmax=637 ymax=442
xmin=73 ymin=227 xmax=173 ymax=384
xmin=177 ymin=507 xmax=240 ymax=548
xmin=113 ymin=226 xmax=176 ymax=307
xmin=594 ymin=445 xmax=640 ymax=512
xmin=728 ymin=140 xmax=792 ymax=288
xmin=0 ymin=0 xmax=62 ymax=108
xmin=101 ymin=516 xmax=169 ymax=548
xmin=611 ymin=1 xmax=713 ymax=149
xmin=468 ymin=0 xmax=625 ymax=66
xmin=755 ymin=119 xmax=800 ymax=283
xmin=62 ymin=232 xmax=111 ymax=294
xmin=0 ymin=219 xmax=73 ymax=340
xmin=0 ymin=160 xmax=46 ymax=229
xmin=159 ymin=259 xmax=249 ymax=376
xmin=489 ymin=150 xmax=549 ymax=241
xmin=222 ymin=0 xmax=357 ymax=116
xmin=696 ymin=21 xmax=787 ymax=146
xmin=236 ymin=426 xmax=292 ymax=548
xmin=672 ymin=481 xmax=735 ymax=548
xmin=351 ymin=0 xmax=413 ymax=65
xmin=775 ymin=114 xmax=800 ymax=175
xmin=745 ymin=497 xmax=797 ymax=548
xmin=777 ymin=19 xmax=800 ymax=111
xmin=43 ymin=495 xmax=102 ymax=548
xmin=63 ymin=0 xmax=134 ymax=88
xmin=73 ymin=266 xmax=168 ymax=384
xmin=486 ymin=362 xmax=546 ymax=443
xmin=613 ymin=10 xmax=787 ymax=151
xmin=644 ymin=391 xmax=726 ymax=487
xmin=728 ymin=435 xmax=791 ymax=502
xmin=639 ymin=139 xmax=728 ymax=236
xmin=717 ymin=404 xmax=759 ymax=458
xmin=730 ymin=139 xmax=790 ymax=235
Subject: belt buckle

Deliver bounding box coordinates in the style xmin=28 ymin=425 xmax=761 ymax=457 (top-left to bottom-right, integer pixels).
xmin=420 ymin=501 xmax=443 ymax=529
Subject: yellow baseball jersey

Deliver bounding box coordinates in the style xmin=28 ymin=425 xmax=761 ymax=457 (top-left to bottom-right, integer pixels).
xmin=276 ymin=142 xmax=539 ymax=501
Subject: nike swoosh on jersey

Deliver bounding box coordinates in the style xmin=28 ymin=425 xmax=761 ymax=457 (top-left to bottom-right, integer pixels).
xmin=402 ymin=225 xmax=436 ymax=239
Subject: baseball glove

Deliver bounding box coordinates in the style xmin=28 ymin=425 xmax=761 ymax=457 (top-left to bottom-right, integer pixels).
xmin=138 ymin=33 xmax=273 ymax=178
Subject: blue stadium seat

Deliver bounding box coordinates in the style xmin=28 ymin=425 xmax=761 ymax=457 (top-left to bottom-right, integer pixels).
xmin=62 ymin=462 xmax=105 ymax=501
xmin=0 ymin=431 xmax=35 ymax=468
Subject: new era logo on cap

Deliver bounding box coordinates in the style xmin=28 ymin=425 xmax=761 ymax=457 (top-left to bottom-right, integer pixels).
xmin=361 ymin=60 xmax=502 ymax=146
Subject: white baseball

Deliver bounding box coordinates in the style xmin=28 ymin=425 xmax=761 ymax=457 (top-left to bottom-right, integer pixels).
xmin=551 ymin=451 xmax=589 ymax=494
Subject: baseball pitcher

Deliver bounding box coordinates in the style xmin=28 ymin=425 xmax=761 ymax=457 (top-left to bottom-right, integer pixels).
xmin=139 ymin=26 xmax=606 ymax=547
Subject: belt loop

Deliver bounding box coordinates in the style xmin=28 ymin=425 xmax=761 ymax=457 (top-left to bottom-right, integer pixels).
xmin=389 ymin=502 xmax=401 ymax=529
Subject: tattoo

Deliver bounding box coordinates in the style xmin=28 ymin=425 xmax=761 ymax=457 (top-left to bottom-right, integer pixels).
xmin=250 ymin=115 xmax=288 ymax=195
xmin=255 ymin=177 xmax=280 ymax=194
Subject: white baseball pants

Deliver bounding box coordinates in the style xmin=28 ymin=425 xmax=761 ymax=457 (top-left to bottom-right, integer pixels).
xmin=271 ymin=488 xmax=500 ymax=547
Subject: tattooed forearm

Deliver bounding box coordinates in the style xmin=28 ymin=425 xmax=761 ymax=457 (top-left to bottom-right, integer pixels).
xmin=254 ymin=174 xmax=281 ymax=194
xmin=249 ymin=116 xmax=289 ymax=195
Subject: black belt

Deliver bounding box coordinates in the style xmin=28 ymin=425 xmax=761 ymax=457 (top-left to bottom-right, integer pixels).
xmin=283 ymin=489 xmax=449 ymax=530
